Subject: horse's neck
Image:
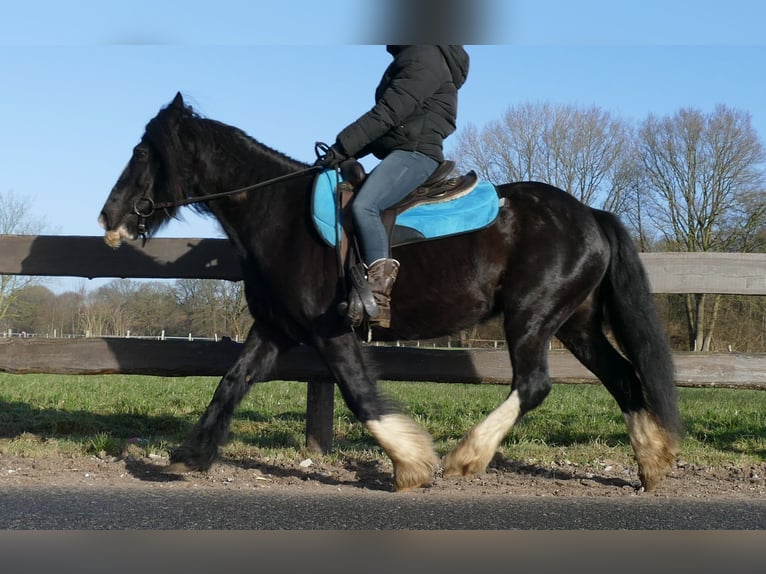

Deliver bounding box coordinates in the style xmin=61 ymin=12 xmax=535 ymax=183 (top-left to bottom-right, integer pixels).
xmin=195 ymin=137 xmax=308 ymax=250
xmin=184 ymin=117 xmax=296 ymax=186
xmin=192 ymin=130 xmax=301 ymax=202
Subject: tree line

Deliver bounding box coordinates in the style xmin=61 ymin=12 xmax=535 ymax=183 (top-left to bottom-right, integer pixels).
xmin=1 ymin=279 xmax=252 ymax=342
xmin=1 ymin=101 xmax=765 ymax=351
xmin=3 ymin=278 xmax=765 ymax=353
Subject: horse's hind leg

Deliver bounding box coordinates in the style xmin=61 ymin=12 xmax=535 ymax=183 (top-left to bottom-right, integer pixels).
xmin=313 ymin=333 xmax=438 ymax=491
xmin=167 ymin=322 xmax=289 ymax=473
xmin=442 ymin=258 xmax=603 ymax=479
xmin=556 ymin=303 xmax=678 ymax=491
xmin=443 ymin=325 xmax=553 ymax=478
xmin=442 ymin=388 xmax=524 ymax=477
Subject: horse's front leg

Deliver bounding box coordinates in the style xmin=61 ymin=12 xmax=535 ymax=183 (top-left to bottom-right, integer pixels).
xmin=167 ymin=323 xmax=289 ymax=473
xmin=314 ymin=333 xmax=438 ymax=491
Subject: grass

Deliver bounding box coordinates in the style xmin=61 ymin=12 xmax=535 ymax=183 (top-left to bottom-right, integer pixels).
xmin=0 ymin=373 xmax=764 ymax=468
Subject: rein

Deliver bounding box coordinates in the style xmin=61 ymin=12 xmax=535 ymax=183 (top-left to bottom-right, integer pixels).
xmin=132 ymin=164 xmax=323 ymax=236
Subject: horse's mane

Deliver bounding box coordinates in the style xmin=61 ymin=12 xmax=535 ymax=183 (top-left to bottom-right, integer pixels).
xmin=144 ymin=101 xmax=308 ymax=214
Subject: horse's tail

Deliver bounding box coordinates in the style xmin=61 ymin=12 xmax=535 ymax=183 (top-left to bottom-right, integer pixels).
xmin=593 ymin=209 xmax=682 ymax=438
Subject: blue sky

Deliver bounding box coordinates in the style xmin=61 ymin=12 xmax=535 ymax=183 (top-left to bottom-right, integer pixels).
xmin=1 ymin=1 xmax=765 ymax=292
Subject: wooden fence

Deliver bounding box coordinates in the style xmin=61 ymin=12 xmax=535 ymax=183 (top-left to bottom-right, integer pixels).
xmin=1 ymin=235 xmax=766 ymax=451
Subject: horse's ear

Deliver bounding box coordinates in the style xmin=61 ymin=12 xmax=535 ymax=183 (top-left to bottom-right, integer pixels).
xmin=170 ymin=92 xmax=185 ymax=110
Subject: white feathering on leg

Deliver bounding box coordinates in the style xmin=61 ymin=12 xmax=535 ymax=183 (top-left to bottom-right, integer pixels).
xmin=443 ymin=391 xmax=522 ymax=477
xmin=366 ymin=413 xmax=438 ymax=491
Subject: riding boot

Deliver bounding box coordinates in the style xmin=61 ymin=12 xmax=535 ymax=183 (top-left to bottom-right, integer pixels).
xmin=366 ymin=258 xmax=400 ymax=329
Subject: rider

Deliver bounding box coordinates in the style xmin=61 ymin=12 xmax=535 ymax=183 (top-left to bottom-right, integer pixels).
xmin=317 ymin=45 xmax=469 ymax=328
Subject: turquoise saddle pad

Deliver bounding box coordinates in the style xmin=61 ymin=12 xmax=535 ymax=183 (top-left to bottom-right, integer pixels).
xmin=311 ymin=169 xmax=502 ymax=248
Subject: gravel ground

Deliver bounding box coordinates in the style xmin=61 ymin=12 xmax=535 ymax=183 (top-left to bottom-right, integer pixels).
xmin=2 ymin=450 xmax=764 ymax=499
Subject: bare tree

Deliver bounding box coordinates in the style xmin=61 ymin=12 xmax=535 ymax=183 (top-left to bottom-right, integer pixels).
xmin=174 ymin=279 xmax=251 ymax=340
xmin=77 ymin=285 xmax=113 ymax=337
xmin=125 ymin=281 xmax=185 ymax=337
xmin=213 ymin=280 xmax=251 ymax=341
xmin=175 ymin=279 xmax=217 ymax=335
xmin=602 ymin=145 xmax=656 ymax=250
xmin=4 ymin=285 xmax=56 ymax=335
xmin=451 ymin=101 xmax=630 ymax=208
xmin=51 ymin=291 xmax=84 ymax=337
xmin=89 ymin=280 xmax=136 ymax=336
xmin=0 ymin=190 xmax=48 ymax=330
xmin=637 ymin=105 xmax=766 ymax=351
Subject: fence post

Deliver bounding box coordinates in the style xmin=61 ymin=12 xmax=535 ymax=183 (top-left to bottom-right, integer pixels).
xmin=305 ymin=379 xmax=334 ymax=453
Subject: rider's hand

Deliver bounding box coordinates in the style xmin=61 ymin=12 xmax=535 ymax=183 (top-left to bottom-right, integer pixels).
xmin=314 ymin=144 xmax=348 ymax=169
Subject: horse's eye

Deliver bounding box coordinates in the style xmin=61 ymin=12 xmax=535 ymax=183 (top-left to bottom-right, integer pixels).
xmin=133 ymin=146 xmax=148 ymax=160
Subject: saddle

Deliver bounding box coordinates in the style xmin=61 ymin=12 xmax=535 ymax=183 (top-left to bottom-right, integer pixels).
xmin=340 ymin=158 xmax=478 ymax=213
xmin=337 ymin=159 xmax=479 ymax=251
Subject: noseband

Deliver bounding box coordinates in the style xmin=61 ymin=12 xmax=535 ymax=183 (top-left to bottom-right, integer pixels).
xmin=133 ymin=197 xmax=157 ymax=238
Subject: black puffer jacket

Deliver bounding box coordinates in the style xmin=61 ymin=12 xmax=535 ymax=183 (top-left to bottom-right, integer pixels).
xmin=335 ymin=45 xmax=469 ymax=163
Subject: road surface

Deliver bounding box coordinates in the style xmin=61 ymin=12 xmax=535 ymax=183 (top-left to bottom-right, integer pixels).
xmin=2 ymin=486 xmax=764 ymax=529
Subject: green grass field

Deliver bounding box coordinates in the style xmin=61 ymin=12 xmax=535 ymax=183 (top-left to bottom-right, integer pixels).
xmin=0 ymin=373 xmax=764 ymax=467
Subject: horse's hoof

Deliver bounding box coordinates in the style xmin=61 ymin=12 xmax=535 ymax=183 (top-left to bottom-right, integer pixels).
xmin=638 ymin=471 xmax=662 ymax=493
xmin=395 ymin=483 xmax=423 ymax=493
xmin=164 ymin=461 xmax=193 ymax=474
xmin=394 ymin=476 xmax=433 ymax=492
xmin=442 ymin=451 xmax=484 ymax=477
xmin=393 ymin=460 xmax=437 ymax=492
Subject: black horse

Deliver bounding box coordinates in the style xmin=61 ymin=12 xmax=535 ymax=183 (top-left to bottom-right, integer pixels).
xmin=99 ymin=93 xmax=681 ymax=492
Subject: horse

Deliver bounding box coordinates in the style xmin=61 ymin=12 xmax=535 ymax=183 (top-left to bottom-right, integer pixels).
xmin=98 ymin=93 xmax=681 ymax=492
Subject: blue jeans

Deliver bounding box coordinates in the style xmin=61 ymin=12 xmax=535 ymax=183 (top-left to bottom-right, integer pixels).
xmin=351 ymin=149 xmax=438 ymax=264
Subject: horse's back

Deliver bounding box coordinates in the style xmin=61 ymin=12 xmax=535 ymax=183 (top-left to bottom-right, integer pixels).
xmin=387 ymin=180 xmax=609 ymax=340
xmin=498 ymin=180 xmax=594 ymax=212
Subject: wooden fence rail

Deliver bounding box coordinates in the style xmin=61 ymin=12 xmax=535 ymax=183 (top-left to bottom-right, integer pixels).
xmin=2 ymin=235 xmax=766 ymax=293
xmin=1 ymin=235 xmax=766 ymax=451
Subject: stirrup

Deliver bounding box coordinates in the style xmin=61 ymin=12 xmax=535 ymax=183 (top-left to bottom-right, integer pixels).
xmin=338 ymin=287 xmax=365 ymax=327
xmin=350 ymin=263 xmax=379 ymax=318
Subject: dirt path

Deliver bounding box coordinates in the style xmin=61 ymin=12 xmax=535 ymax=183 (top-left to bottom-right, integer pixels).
xmin=2 ymin=451 xmax=764 ymax=499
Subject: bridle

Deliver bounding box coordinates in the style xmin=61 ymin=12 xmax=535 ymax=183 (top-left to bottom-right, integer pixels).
xmin=132 ymin=164 xmax=323 ymax=239
xmin=132 ymin=142 xmax=339 ymax=239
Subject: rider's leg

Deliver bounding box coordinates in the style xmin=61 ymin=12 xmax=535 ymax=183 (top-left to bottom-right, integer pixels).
xmin=350 ymin=150 xmax=437 ymax=327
